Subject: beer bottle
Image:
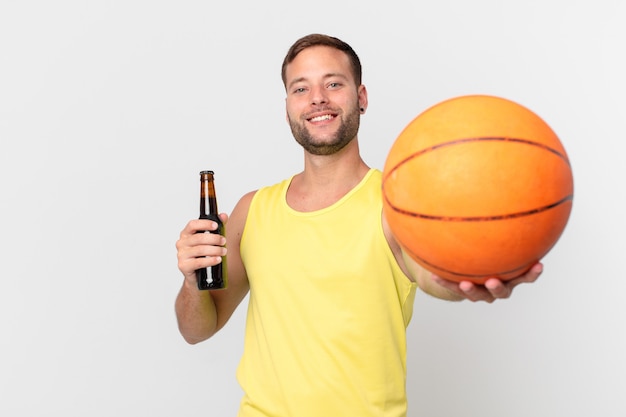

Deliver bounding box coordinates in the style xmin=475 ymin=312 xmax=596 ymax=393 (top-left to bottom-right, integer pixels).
xmin=195 ymin=170 xmax=227 ymax=290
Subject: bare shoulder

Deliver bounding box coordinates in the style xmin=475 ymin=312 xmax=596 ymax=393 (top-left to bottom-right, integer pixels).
xmin=224 ymin=190 xmax=257 ymax=262
xmin=227 ymin=190 xmax=257 ymax=237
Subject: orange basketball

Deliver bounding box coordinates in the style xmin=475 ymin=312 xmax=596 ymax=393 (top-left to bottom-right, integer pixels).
xmin=382 ymin=95 xmax=573 ymax=283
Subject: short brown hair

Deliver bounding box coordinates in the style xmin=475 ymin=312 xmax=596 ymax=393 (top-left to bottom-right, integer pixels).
xmin=281 ymin=34 xmax=362 ymax=88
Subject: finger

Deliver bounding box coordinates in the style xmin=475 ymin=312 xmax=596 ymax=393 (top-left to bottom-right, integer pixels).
xmin=178 ymin=252 xmax=224 ymax=277
xmin=432 ymin=275 xmax=490 ymax=302
xmin=482 ymin=263 xmax=543 ymax=299
xmin=192 ymin=231 xmax=227 ymax=247
xmin=498 ymin=262 xmax=543 ymax=289
xmin=176 ymin=232 xmax=226 ymax=255
xmin=181 ymin=219 xmax=219 ymax=237
xmin=458 ymin=281 xmax=496 ymax=303
xmin=184 ymin=243 xmax=227 ymax=259
xmin=519 ymin=262 xmax=543 ymax=283
xmin=177 ymin=243 xmax=227 ymax=274
xmin=484 ymin=278 xmax=512 ymax=299
xmin=176 ymin=232 xmax=227 ymax=275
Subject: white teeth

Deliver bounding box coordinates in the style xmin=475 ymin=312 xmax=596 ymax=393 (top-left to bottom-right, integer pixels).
xmin=310 ymin=114 xmax=333 ymax=122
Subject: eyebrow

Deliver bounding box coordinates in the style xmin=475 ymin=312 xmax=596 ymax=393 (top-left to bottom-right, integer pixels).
xmin=287 ymin=72 xmax=350 ymax=91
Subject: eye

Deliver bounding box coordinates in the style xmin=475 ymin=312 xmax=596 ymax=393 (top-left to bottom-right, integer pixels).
xmin=292 ymin=86 xmax=307 ymax=94
xmin=328 ymin=82 xmax=342 ymax=89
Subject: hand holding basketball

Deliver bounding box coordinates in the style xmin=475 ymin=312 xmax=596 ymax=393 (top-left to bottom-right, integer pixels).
xmin=432 ymin=263 xmax=544 ymax=302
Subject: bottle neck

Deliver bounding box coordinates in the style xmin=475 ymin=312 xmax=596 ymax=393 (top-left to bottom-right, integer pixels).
xmin=200 ymin=192 xmax=218 ymax=217
xmin=199 ymin=173 xmax=218 ymax=218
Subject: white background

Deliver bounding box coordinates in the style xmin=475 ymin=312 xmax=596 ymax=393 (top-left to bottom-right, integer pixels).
xmin=1 ymin=1 xmax=624 ymax=416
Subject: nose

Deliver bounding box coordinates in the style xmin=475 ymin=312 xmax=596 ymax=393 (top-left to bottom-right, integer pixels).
xmin=310 ymin=85 xmax=328 ymax=106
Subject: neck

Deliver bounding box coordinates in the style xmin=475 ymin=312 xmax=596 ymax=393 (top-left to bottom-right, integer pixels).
xmin=287 ymin=139 xmax=370 ymax=212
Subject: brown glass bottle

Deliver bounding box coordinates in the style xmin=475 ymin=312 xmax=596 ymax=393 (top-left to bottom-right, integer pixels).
xmin=195 ymin=170 xmax=227 ymax=290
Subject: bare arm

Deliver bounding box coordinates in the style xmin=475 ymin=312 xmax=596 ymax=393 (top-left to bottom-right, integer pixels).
xmin=174 ymin=191 xmax=255 ymax=344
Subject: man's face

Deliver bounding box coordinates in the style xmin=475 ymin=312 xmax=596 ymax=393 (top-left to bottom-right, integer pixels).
xmin=284 ymin=46 xmax=367 ymax=156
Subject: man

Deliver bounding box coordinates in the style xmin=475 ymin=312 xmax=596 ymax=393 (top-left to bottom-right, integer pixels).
xmin=175 ymin=33 xmax=542 ymax=417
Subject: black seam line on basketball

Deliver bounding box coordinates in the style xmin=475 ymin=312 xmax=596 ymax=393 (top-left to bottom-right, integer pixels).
xmin=386 ymin=194 xmax=573 ymax=221
xmin=383 ymin=136 xmax=571 ymax=182
xmin=410 ymin=252 xmax=529 ymax=279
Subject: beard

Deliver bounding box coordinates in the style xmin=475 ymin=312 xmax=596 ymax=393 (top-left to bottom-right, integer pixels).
xmin=287 ymin=103 xmax=361 ymax=156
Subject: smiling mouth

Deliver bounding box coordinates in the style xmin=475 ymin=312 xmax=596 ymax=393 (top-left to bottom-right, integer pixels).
xmin=308 ymin=113 xmax=337 ymax=123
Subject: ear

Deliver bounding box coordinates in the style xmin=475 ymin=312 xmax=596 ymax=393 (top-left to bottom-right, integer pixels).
xmin=358 ymin=84 xmax=368 ymax=113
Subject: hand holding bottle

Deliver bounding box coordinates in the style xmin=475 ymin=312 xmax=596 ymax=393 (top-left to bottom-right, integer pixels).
xmin=176 ymin=216 xmax=228 ymax=288
xmin=175 ymin=171 xmax=228 ymax=290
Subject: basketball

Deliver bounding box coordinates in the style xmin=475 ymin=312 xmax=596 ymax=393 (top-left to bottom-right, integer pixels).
xmin=382 ymin=95 xmax=573 ymax=283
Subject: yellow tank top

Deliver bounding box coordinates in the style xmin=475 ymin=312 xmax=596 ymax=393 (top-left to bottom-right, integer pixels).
xmin=237 ymin=169 xmax=417 ymax=417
